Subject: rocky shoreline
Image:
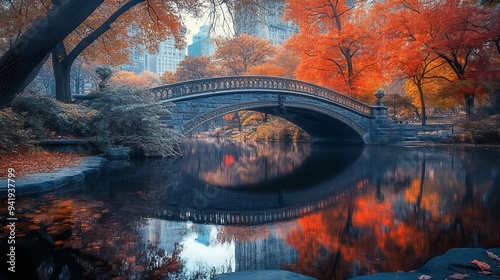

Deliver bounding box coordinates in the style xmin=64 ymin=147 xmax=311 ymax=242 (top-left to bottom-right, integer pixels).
xmin=0 ymin=156 xmax=104 ymax=194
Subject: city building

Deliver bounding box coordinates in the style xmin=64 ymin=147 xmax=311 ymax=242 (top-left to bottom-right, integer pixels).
xmin=117 ymin=46 xmax=145 ymax=74
xmin=188 ymin=24 xmax=215 ymax=57
xmin=145 ymin=37 xmax=187 ymax=76
xmin=233 ymin=0 xmax=298 ymax=45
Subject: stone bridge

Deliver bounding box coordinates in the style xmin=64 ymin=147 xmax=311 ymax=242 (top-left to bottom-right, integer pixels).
xmin=149 ymin=76 xmax=399 ymax=144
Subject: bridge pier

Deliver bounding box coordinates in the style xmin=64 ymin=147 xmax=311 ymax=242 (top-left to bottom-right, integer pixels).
xmin=364 ymin=90 xmax=401 ymax=145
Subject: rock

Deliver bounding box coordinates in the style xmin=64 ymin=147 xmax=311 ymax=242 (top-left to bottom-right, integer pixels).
xmin=214 ymin=270 xmax=317 ymax=280
xmin=349 ymin=248 xmax=500 ymax=280
xmin=0 ymin=156 xmax=104 ymax=194
xmin=103 ymin=146 xmax=130 ymax=160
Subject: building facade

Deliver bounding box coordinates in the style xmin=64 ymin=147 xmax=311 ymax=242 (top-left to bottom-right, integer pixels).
xmin=188 ymin=24 xmax=215 ymax=57
xmin=145 ymin=38 xmax=187 ymax=76
xmin=233 ymin=0 xmax=298 ymax=45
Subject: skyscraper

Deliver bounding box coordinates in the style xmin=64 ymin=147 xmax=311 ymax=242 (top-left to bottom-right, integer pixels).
xmin=233 ymin=0 xmax=298 ymax=45
xmin=188 ymin=24 xmax=215 ymax=57
xmin=145 ymin=37 xmax=187 ymax=76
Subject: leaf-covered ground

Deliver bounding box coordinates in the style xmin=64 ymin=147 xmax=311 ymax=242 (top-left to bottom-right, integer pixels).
xmin=0 ymin=150 xmax=84 ymax=179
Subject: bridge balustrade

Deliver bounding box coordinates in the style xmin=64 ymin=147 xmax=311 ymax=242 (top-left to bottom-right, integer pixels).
xmin=150 ymin=76 xmax=372 ymax=116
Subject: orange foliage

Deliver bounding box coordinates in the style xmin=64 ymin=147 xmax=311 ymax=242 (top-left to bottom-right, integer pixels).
xmin=214 ymin=34 xmax=275 ymax=75
xmin=284 ymin=0 xmax=381 ymax=99
xmin=0 ymin=150 xmax=83 ymax=179
xmin=175 ymin=56 xmax=218 ymax=82
xmin=109 ymin=70 xmax=161 ymax=89
xmin=247 ymin=47 xmax=300 ymax=78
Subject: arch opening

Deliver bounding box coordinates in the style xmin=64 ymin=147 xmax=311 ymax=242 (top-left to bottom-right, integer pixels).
xmin=183 ymin=104 xmax=365 ymax=145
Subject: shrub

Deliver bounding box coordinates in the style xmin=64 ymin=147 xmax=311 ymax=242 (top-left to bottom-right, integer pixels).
xmin=86 ymin=88 xmax=182 ymax=157
xmin=11 ymin=94 xmax=98 ymax=139
xmin=0 ymin=108 xmax=35 ymax=152
xmin=453 ymin=115 xmax=500 ymax=143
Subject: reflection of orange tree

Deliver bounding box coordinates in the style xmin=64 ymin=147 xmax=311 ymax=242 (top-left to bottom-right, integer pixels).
xmin=193 ymin=141 xmax=311 ymax=186
xmin=284 ymin=174 xmax=500 ymax=279
xmin=283 ymin=201 xmax=352 ymax=279
xmin=283 ymin=188 xmax=431 ymax=279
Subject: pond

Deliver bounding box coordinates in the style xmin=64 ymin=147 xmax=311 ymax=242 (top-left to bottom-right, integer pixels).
xmin=1 ymin=139 xmax=499 ymax=279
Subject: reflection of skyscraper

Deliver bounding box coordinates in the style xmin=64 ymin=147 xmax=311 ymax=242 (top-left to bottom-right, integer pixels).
xmin=234 ymin=230 xmax=298 ymax=270
xmin=233 ymin=0 xmax=298 ymax=45
xmin=188 ymin=25 xmax=214 ymax=57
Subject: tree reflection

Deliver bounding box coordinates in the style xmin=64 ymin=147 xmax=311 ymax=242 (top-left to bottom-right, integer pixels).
xmin=0 ymin=194 xmax=229 ymax=280
xmin=282 ymin=148 xmax=500 ymax=279
xmin=181 ymin=139 xmax=311 ymax=187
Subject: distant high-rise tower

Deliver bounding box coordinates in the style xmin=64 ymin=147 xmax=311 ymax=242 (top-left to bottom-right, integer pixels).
xmin=233 ymin=0 xmax=298 ymax=45
xmin=188 ymin=25 xmax=215 ymax=57
xmin=117 ymin=47 xmax=145 ymax=74
xmin=145 ymin=37 xmax=186 ymax=76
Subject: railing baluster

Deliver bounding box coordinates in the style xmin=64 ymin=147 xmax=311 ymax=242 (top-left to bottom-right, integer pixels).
xmin=150 ymin=76 xmax=372 ymax=116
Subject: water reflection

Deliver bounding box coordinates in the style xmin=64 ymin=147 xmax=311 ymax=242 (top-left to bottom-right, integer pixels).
xmin=1 ymin=142 xmax=499 ymax=280
xmin=181 ymin=138 xmax=313 ymax=187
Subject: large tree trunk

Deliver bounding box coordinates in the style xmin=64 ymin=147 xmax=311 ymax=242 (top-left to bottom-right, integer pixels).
xmin=464 ymin=94 xmax=475 ymax=116
xmin=52 ymin=0 xmax=143 ymax=102
xmin=0 ymin=0 xmax=104 ymax=108
xmin=416 ymin=80 xmax=427 ymax=125
xmin=53 ymin=60 xmax=72 ymax=103
xmin=52 ymin=42 xmax=73 ymax=103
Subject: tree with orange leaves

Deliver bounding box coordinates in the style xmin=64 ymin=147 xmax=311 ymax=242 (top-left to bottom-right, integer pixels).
xmin=375 ymin=0 xmax=500 ymax=117
xmin=50 ymin=0 xmax=199 ymax=102
xmin=247 ymin=47 xmax=299 ymax=78
xmin=214 ymin=34 xmax=275 ymax=76
xmin=284 ymin=0 xmax=380 ymax=99
xmin=0 ymin=0 xmax=274 ymax=107
xmin=174 ymin=56 xmax=218 ymax=82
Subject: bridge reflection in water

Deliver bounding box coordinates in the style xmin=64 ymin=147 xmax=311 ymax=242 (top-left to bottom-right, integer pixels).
xmin=5 ymin=140 xmax=500 ymax=280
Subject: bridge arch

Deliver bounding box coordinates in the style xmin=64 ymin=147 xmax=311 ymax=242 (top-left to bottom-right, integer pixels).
xmin=149 ymin=76 xmax=397 ymax=144
xmin=182 ymin=101 xmax=367 ymax=143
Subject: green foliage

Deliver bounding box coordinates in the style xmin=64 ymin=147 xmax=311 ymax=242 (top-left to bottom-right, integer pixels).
xmin=86 ymin=88 xmax=182 ymax=157
xmin=0 ymin=108 xmax=35 ymax=152
xmin=11 ymin=94 xmax=98 ymax=139
xmin=453 ymin=115 xmax=500 ymax=143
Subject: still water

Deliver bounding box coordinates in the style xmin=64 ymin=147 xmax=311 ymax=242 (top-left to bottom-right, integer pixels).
xmin=1 ymin=139 xmax=500 ymax=279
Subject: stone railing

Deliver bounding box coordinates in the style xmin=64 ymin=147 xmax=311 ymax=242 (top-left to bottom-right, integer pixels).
xmin=150 ymin=76 xmax=372 ymax=116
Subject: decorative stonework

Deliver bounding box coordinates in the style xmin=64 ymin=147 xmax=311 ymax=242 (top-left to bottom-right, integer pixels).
xmin=150 ymin=76 xmax=372 ymax=116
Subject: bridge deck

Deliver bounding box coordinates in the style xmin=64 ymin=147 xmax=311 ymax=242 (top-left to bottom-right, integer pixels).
xmin=150 ymin=76 xmax=372 ymax=116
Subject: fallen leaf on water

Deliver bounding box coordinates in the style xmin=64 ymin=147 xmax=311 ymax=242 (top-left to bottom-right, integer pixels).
xmin=418 ymin=275 xmax=431 ymax=280
xmin=448 ymin=273 xmax=469 ymax=279
xmin=487 ymin=251 xmax=500 ymax=262
xmin=471 ymin=259 xmax=491 ymax=271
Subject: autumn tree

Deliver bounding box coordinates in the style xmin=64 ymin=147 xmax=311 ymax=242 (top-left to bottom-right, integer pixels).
xmin=174 ymin=56 xmax=217 ymax=82
xmin=160 ymin=71 xmax=176 ymax=84
xmin=247 ymin=46 xmax=299 ymax=78
xmin=0 ymin=0 xmax=104 ymax=107
xmin=0 ymin=0 xmax=270 ymax=107
xmin=213 ymin=34 xmax=275 ymax=76
xmin=384 ymin=93 xmax=418 ymax=120
xmin=284 ymin=0 xmax=380 ymax=98
xmin=108 ymin=70 xmax=161 ymax=89
xmin=50 ymin=0 xmax=201 ymax=103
